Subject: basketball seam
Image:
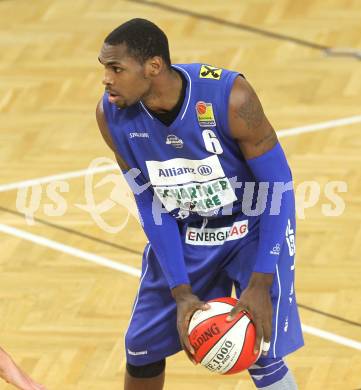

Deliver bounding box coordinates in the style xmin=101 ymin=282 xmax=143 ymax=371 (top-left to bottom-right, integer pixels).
xmin=225 ymin=320 xmax=251 ymax=374
xmin=189 ymin=312 xmax=230 ymax=335
xmin=189 ymin=305 xmax=235 ymax=335
xmin=200 ymin=316 xmax=250 ymax=369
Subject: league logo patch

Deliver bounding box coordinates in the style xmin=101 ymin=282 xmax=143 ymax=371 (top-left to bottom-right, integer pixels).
xmin=199 ymin=65 xmax=223 ymax=80
xmin=166 ymin=134 xmax=184 ymax=148
xmin=196 ymin=101 xmax=216 ymax=127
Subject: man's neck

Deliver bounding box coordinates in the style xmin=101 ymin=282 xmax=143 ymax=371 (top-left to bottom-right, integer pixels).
xmin=142 ymin=68 xmax=183 ymax=113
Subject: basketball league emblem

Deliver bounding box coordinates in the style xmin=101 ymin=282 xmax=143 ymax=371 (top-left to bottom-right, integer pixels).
xmin=199 ymin=65 xmax=223 ymax=80
xmin=196 ymin=101 xmax=216 ymax=127
xmin=166 ymin=134 xmax=184 ymax=148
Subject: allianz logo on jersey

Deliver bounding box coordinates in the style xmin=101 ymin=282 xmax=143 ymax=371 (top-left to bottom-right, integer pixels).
xmin=146 ymin=155 xmax=224 ymax=186
xmin=159 ymin=164 xmax=213 ymax=178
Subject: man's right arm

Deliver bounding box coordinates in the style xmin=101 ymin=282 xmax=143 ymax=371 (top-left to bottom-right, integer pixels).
xmin=96 ymin=98 xmax=191 ymax=289
xmin=96 ymin=99 xmax=129 ymax=171
xmin=95 ymin=98 xmax=209 ymax=360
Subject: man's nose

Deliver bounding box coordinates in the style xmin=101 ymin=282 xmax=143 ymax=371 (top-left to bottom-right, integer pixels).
xmin=102 ymin=70 xmax=114 ymax=86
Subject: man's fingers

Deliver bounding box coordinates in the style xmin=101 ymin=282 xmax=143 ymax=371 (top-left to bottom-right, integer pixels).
xmin=262 ymin=312 xmax=272 ymax=356
xmin=185 ymin=349 xmax=197 ymax=365
xmin=202 ymin=302 xmax=210 ymax=310
xmin=183 ymin=332 xmax=195 ymax=355
xmin=180 ymin=339 xmax=197 ymax=365
xmin=179 ymin=320 xmax=195 ymax=355
xmin=253 ymin=318 xmax=264 ymax=355
xmin=226 ymin=305 xmax=248 ymax=322
xmin=263 ymin=315 xmax=272 ymax=343
xmin=226 ymin=307 xmax=236 ymax=322
xmin=177 ymin=298 xmax=209 ymax=365
xmin=262 ymin=340 xmax=271 ymax=356
xmin=262 ymin=337 xmax=272 ymax=356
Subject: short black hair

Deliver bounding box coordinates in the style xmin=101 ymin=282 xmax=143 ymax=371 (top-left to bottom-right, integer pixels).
xmin=104 ymin=18 xmax=171 ymax=68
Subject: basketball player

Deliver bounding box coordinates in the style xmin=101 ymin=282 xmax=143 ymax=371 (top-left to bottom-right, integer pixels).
xmin=96 ymin=18 xmax=303 ymax=389
xmin=0 ymin=346 xmax=47 ymax=389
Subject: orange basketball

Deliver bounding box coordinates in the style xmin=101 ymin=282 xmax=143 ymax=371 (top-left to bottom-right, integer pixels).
xmin=196 ymin=101 xmax=207 ymax=115
xmin=188 ymin=297 xmax=262 ymax=375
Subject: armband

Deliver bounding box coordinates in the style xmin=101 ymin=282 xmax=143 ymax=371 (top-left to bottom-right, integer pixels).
xmin=246 ymin=142 xmax=295 ymax=273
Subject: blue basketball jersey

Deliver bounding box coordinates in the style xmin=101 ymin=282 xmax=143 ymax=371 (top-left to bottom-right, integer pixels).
xmin=102 ymin=63 xmax=304 ymax=365
xmin=102 ymin=63 xmax=256 ymax=222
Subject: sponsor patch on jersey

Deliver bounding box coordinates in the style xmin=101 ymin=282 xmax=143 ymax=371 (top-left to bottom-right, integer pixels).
xmin=145 ymin=156 xmax=237 ymax=213
xmin=196 ymin=101 xmax=216 ymax=127
xmin=154 ymin=177 xmax=236 ymax=213
xmin=186 ymin=220 xmax=248 ymax=246
xmin=146 ymin=155 xmax=223 ymax=185
xmin=166 ymin=134 xmax=183 ymax=148
xmin=199 ymin=65 xmax=223 ymax=80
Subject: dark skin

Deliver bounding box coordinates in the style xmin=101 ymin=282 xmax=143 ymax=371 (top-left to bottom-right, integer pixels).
xmin=98 ymin=43 xmax=183 ymax=111
xmin=226 ymin=75 xmax=276 ymax=356
xmin=97 ymin=44 xmax=276 ymax=387
xmin=97 ymin=43 xmax=209 ymax=390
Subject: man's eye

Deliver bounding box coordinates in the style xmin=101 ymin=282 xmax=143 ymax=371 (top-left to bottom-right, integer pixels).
xmin=113 ymin=67 xmax=123 ymax=73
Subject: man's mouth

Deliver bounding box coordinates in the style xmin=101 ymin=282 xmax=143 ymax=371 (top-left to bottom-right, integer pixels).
xmin=107 ymin=90 xmax=121 ymax=104
xmin=107 ymin=89 xmax=118 ymax=95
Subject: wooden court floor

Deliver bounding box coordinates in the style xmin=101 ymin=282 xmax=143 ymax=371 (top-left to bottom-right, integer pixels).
xmin=0 ymin=0 xmax=360 ymax=389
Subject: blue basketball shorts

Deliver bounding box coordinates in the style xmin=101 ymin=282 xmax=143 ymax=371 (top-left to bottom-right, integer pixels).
xmin=125 ymin=212 xmax=304 ymax=366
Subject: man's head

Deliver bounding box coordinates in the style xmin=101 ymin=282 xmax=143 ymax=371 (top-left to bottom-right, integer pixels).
xmin=99 ymin=18 xmax=171 ymax=108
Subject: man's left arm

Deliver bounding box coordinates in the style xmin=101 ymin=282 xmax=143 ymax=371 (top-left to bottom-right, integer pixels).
xmin=225 ymin=76 xmax=294 ymax=356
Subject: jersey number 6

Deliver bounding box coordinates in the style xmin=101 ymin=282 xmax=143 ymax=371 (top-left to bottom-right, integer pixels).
xmin=202 ymin=129 xmax=223 ymax=155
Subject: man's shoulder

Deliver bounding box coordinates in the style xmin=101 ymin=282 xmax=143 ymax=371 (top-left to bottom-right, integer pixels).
xmin=173 ymin=63 xmax=237 ymax=83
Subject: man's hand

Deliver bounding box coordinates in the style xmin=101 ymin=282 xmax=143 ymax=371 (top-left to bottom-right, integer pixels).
xmin=171 ymin=285 xmax=210 ymax=364
xmin=0 ymin=347 xmax=48 ymax=390
xmin=226 ymin=273 xmax=274 ymax=356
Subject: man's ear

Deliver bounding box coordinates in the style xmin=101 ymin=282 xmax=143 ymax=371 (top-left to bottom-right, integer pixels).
xmin=145 ymin=56 xmax=163 ymax=77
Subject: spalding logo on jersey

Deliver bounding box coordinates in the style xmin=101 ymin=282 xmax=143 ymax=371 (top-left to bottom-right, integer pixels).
xmin=199 ymin=65 xmax=223 ymax=80
xmin=145 ymin=156 xmax=237 ymax=214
